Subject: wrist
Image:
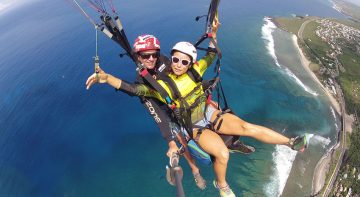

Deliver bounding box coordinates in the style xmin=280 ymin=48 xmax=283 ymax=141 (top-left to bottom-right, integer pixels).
xmin=168 ymin=140 xmax=176 ymax=147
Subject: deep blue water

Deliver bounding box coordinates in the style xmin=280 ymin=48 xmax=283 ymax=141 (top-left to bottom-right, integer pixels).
xmin=0 ymin=0 xmax=346 ymax=196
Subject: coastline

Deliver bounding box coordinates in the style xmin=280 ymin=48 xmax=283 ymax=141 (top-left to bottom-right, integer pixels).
xmin=291 ymin=35 xmax=341 ymax=114
xmin=311 ymin=150 xmax=332 ymax=194
xmin=291 ymin=35 xmax=340 ymax=194
xmin=293 ymin=31 xmax=356 ymax=195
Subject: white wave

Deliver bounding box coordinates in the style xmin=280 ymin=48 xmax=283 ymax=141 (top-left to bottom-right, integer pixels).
xmin=309 ymin=134 xmax=331 ymax=149
xmin=330 ymin=107 xmax=340 ymax=130
xmin=332 ymin=4 xmax=340 ymax=11
xmin=297 ymin=183 xmax=303 ymax=189
xmin=265 ymin=145 xmax=297 ymax=197
xmin=261 ymin=17 xmax=318 ymax=96
xmin=284 ymin=66 xmax=318 ymax=96
xmin=329 ymin=0 xmax=339 ymax=10
xmin=332 ymin=3 xmax=343 ymax=15
xmin=264 ymin=134 xmax=323 ymax=196
xmin=262 ymin=17 xmax=279 ymax=67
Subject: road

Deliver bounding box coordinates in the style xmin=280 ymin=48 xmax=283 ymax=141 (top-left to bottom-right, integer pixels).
xmin=297 ymin=18 xmax=348 ymax=197
xmin=297 ymin=18 xmax=316 ymax=42
xmin=322 ymin=83 xmax=346 ymax=197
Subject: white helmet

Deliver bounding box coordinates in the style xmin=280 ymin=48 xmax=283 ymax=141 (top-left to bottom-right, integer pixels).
xmin=171 ymin=42 xmax=197 ymax=63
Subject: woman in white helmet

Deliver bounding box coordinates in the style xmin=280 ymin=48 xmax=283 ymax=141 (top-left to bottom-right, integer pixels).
xmin=85 ymin=18 xmax=308 ymax=197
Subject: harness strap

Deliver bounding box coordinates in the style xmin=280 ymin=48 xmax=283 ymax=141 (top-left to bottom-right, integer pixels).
xmin=211 ymin=108 xmax=232 ymax=132
xmin=217 ymin=80 xmax=229 ymax=109
xmin=194 ymin=127 xmax=206 ymax=142
xmin=215 ymin=119 xmax=223 ymax=132
xmin=162 ymin=75 xmax=181 ymax=100
xmin=139 ymin=67 xmax=173 ymax=105
xmin=188 ymin=66 xmax=202 ymax=83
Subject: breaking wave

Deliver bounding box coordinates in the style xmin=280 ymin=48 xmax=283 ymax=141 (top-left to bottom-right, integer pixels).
xmin=265 ymin=145 xmax=297 ymax=197
xmin=310 ymin=134 xmax=331 ymax=149
xmin=261 ymin=17 xmax=318 ymax=96
xmin=330 ymin=107 xmax=340 ymax=131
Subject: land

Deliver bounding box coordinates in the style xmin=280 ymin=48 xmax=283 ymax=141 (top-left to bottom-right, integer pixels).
xmin=332 ymin=0 xmax=360 ymax=22
xmin=272 ymin=9 xmax=360 ymax=197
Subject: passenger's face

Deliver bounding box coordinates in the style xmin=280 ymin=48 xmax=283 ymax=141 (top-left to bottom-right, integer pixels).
xmin=171 ymin=51 xmax=191 ymax=76
xmin=137 ymin=49 xmax=159 ymax=70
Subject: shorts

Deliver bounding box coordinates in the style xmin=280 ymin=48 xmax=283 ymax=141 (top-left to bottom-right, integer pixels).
xmin=180 ymin=105 xmax=218 ymax=137
xmin=194 ymin=105 xmax=217 ymax=128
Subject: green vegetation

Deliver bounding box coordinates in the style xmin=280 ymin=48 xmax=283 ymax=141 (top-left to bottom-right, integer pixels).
xmin=348 ymin=128 xmax=360 ymax=167
xmin=338 ymin=41 xmax=360 ymax=115
xmin=346 ymin=132 xmax=351 ymax=149
xmin=322 ymin=148 xmax=342 ymax=196
xmin=331 ymin=164 xmax=360 ymax=196
xmin=302 ymin=21 xmax=334 ymax=70
xmin=276 ymin=17 xmax=360 ymax=116
xmin=340 ymin=76 xmax=360 ymax=114
xmin=309 ymin=62 xmax=320 ymax=72
xmin=335 ymin=19 xmax=360 ymax=32
xmin=331 ymin=128 xmax=360 ymax=196
xmin=275 ymin=16 xmax=360 ymax=195
xmin=273 ymin=17 xmax=306 ymax=34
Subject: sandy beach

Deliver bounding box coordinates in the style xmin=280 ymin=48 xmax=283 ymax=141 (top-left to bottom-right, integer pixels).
xmin=311 ymin=151 xmax=332 ymax=194
xmin=292 ymin=35 xmax=341 ymax=114
xmin=292 ymin=35 xmax=343 ymax=194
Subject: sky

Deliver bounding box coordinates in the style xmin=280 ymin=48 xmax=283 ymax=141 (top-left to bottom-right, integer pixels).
xmin=344 ymin=0 xmax=360 ymax=6
xmin=0 ymin=0 xmax=34 ymax=14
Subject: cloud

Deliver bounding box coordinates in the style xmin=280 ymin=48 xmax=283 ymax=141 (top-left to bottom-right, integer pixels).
xmin=0 ymin=1 xmax=12 ymax=12
xmin=0 ymin=0 xmax=29 ymax=14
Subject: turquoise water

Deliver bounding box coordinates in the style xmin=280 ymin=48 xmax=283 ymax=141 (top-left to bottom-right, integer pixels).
xmin=0 ymin=0 xmax=345 ymax=196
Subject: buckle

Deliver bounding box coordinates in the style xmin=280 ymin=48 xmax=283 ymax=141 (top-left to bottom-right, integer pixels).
xmin=206 ymin=94 xmax=212 ymax=104
xmin=138 ymin=67 xmax=148 ymax=77
xmin=169 ymin=103 xmax=176 ymax=109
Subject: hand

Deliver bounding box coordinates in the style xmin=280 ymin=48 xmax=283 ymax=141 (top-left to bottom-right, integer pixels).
xmin=85 ymin=67 xmax=108 ymax=90
xmin=212 ymin=13 xmax=220 ymax=38
xmin=166 ymin=141 xmax=179 ymax=158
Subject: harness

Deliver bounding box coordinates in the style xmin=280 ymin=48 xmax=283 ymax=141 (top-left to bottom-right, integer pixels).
xmin=161 ymin=69 xmax=214 ymax=139
xmin=74 ymin=0 xmax=236 ymax=145
xmin=135 ymin=1 xmax=233 ymax=144
xmin=190 ymin=0 xmax=240 ymax=145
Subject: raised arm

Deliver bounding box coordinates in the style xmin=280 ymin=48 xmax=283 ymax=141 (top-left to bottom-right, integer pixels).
xmin=85 ymin=67 xmax=165 ymax=101
xmin=86 ymin=67 xmax=122 ymax=90
xmin=195 ymin=15 xmax=220 ymax=76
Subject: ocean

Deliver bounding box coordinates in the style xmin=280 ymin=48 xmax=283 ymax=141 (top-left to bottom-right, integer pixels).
xmin=0 ymin=0 xmax=347 ymax=196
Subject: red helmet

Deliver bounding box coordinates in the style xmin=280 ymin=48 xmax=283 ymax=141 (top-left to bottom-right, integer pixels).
xmin=133 ymin=34 xmax=160 ymax=53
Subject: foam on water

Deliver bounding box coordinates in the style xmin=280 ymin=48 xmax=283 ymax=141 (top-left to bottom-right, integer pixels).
xmin=262 ymin=17 xmax=278 ymax=66
xmin=264 ymin=134 xmax=324 ymax=196
xmin=265 ymin=145 xmax=297 ymax=197
xmin=330 ymin=107 xmax=340 ymax=130
xmin=261 ymin=17 xmax=318 ymax=96
xmin=310 ymin=134 xmax=331 ymax=149
xmin=330 ymin=0 xmax=342 ymax=13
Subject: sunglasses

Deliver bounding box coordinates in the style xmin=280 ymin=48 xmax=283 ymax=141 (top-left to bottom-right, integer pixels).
xmin=139 ymin=52 xmax=160 ymax=59
xmin=171 ymin=56 xmax=191 ymax=66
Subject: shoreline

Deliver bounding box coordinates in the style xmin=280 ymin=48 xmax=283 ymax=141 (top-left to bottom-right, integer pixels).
xmin=311 ymin=150 xmax=332 ymax=194
xmin=291 ymin=35 xmax=341 ymax=114
xmin=293 ymin=31 xmax=356 ymax=195
xmin=291 ymin=35 xmax=340 ymax=194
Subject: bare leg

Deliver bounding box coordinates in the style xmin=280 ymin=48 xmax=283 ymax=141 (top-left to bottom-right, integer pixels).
xmin=211 ymin=109 xmax=290 ymax=145
xmin=193 ymin=129 xmax=230 ymax=188
xmin=176 ymin=134 xmax=199 ymax=174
